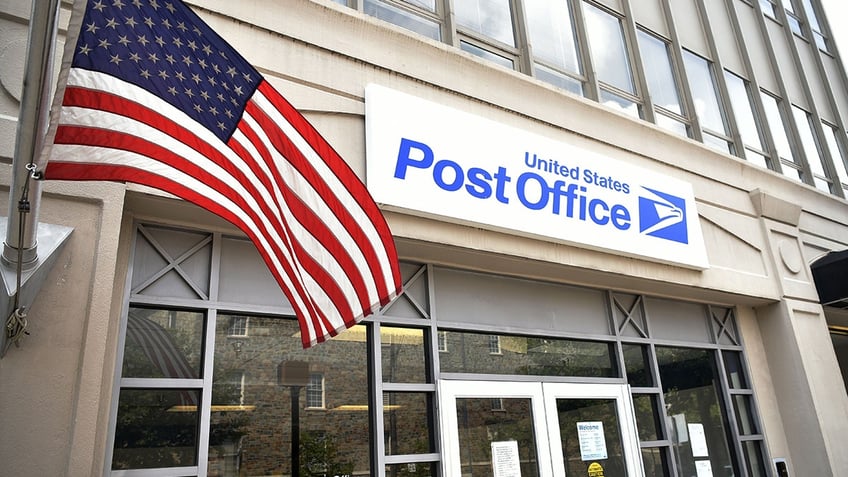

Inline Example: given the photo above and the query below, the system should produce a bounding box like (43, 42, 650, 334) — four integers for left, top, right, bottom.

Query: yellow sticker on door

(588, 462, 604, 477)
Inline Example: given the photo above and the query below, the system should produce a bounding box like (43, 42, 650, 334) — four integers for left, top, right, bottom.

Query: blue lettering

(466, 167, 493, 198)
(433, 159, 463, 191)
(516, 172, 548, 210)
(395, 138, 433, 179)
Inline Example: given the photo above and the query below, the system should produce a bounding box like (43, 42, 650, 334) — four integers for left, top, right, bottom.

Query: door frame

(439, 380, 643, 476)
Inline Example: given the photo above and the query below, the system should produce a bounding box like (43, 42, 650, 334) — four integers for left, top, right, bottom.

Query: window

(488, 334, 502, 354)
(782, 0, 804, 35)
(637, 30, 689, 137)
(227, 315, 248, 336)
(438, 330, 448, 352)
(490, 397, 505, 411)
(724, 71, 770, 168)
(822, 121, 848, 194)
(682, 51, 732, 153)
(759, 0, 777, 18)
(584, 2, 640, 117)
(792, 105, 832, 191)
(526, 0, 584, 95)
(363, 0, 441, 41)
(800, 0, 829, 50)
(307, 373, 325, 408)
(760, 91, 805, 181)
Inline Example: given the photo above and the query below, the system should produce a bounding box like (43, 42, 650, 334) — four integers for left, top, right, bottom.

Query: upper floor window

(438, 330, 448, 352)
(759, 0, 777, 18)
(526, 0, 584, 95)
(306, 373, 326, 408)
(682, 51, 732, 153)
(363, 0, 442, 40)
(583, 2, 640, 118)
(488, 335, 502, 354)
(637, 30, 688, 137)
(227, 315, 248, 336)
(822, 121, 848, 194)
(792, 105, 833, 192)
(781, 0, 804, 35)
(724, 71, 770, 168)
(800, 0, 829, 51)
(760, 91, 805, 182)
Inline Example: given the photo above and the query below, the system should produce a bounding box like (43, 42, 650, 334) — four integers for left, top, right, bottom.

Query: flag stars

(125, 17, 138, 28)
(224, 109, 234, 119)
(78, 44, 92, 55)
(144, 17, 155, 28)
(177, 22, 188, 32)
(209, 106, 218, 116)
(155, 36, 166, 47)
(212, 63, 221, 74)
(167, 86, 178, 96)
(191, 73, 201, 84)
(149, 0, 160, 9)
(137, 35, 149, 46)
(158, 70, 169, 80)
(139, 69, 152, 79)
(226, 66, 237, 78)
(86, 22, 99, 34)
(106, 18, 120, 29)
(148, 52, 159, 63)
(184, 88, 194, 98)
(117, 35, 131, 46)
(181, 55, 193, 66)
(165, 2, 176, 13)
(216, 93, 225, 102)
(162, 18, 172, 29)
(197, 59, 208, 69)
(202, 44, 213, 55)
(208, 77, 217, 87)
(200, 91, 210, 101)
(92, 0, 107, 11)
(187, 41, 198, 51)
(193, 26, 202, 36)
(217, 121, 226, 131)
(233, 86, 244, 96)
(131, 0, 143, 7)
(175, 71, 186, 81)
(193, 103, 203, 113)
(109, 54, 122, 65)
(129, 52, 141, 62)
(98, 38, 112, 49)
(112, 0, 126, 8)
(242, 73, 253, 83)
(165, 54, 176, 65)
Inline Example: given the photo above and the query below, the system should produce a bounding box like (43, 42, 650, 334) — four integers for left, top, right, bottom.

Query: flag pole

(3, 0, 62, 269)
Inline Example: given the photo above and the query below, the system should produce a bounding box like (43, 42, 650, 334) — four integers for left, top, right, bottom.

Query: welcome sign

(365, 85, 709, 270)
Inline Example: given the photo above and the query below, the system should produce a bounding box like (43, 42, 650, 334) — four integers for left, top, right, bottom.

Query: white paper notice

(577, 421, 608, 461)
(687, 423, 709, 457)
(491, 440, 521, 477)
(695, 460, 714, 477)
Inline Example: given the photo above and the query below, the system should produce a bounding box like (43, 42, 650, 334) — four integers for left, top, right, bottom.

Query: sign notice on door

(491, 440, 522, 477)
(577, 421, 608, 461)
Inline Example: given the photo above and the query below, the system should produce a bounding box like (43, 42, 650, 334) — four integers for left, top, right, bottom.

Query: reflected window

(122, 308, 204, 379)
(526, 0, 582, 75)
(228, 316, 248, 336)
(438, 330, 448, 352)
(307, 373, 325, 409)
(489, 335, 502, 354)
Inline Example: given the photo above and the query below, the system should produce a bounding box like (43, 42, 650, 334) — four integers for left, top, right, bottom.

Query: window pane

(209, 317, 371, 476)
(734, 394, 758, 435)
(556, 398, 627, 477)
(722, 351, 748, 389)
(534, 63, 584, 96)
(122, 308, 204, 379)
(682, 51, 728, 135)
(439, 331, 617, 377)
(460, 40, 515, 69)
(456, 397, 540, 476)
(386, 462, 435, 476)
(641, 447, 671, 477)
(455, 0, 515, 46)
(638, 31, 682, 114)
(584, 2, 635, 93)
(384, 392, 433, 455)
(759, 0, 776, 18)
(724, 71, 764, 150)
(703, 132, 733, 154)
(526, 0, 581, 73)
(656, 347, 736, 477)
(382, 326, 428, 383)
(632, 394, 662, 441)
(112, 389, 200, 470)
(761, 92, 797, 164)
(401, 0, 436, 12)
(623, 343, 653, 387)
(823, 123, 848, 187)
(792, 105, 831, 191)
(364, 0, 441, 40)
(745, 149, 770, 168)
(600, 89, 640, 118)
(743, 441, 768, 477)
(656, 114, 689, 137)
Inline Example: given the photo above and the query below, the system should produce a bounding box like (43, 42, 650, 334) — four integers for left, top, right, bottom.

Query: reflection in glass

(743, 441, 768, 477)
(600, 89, 640, 118)
(386, 462, 435, 476)
(556, 398, 626, 477)
(724, 71, 765, 155)
(525, 0, 581, 73)
(584, 2, 635, 93)
(534, 63, 584, 96)
(657, 347, 736, 477)
(122, 307, 204, 379)
(641, 447, 671, 477)
(456, 397, 539, 476)
(792, 105, 831, 191)
(823, 123, 848, 187)
(382, 327, 428, 383)
(632, 394, 662, 441)
(112, 389, 200, 470)
(460, 41, 515, 69)
(209, 317, 370, 476)
(656, 114, 689, 138)
(682, 51, 727, 135)
(364, 0, 441, 40)
(384, 392, 433, 455)
(637, 31, 682, 114)
(733, 394, 758, 435)
(722, 351, 747, 389)
(440, 331, 616, 377)
(760, 92, 796, 163)
(623, 343, 652, 387)
(455, 0, 515, 46)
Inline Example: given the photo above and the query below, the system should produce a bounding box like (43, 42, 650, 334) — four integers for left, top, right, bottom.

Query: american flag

(45, 0, 401, 347)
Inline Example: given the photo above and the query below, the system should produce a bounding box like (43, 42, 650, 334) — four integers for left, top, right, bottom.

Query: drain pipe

(3, 0, 61, 269)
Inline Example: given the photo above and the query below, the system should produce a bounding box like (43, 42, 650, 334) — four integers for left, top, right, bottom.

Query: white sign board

(695, 460, 714, 477)
(365, 85, 709, 269)
(688, 423, 709, 457)
(491, 440, 522, 477)
(577, 421, 608, 461)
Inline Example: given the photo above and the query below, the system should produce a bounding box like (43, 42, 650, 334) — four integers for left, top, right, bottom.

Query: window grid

(306, 373, 325, 409)
(346, 0, 848, 199)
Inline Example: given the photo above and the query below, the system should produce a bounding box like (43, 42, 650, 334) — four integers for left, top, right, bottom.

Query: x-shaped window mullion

(131, 226, 212, 300)
(712, 308, 738, 345)
(615, 295, 647, 338)
(380, 264, 430, 319)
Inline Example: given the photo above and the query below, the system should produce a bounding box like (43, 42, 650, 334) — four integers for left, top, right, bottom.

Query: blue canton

(73, 0, 260, 141)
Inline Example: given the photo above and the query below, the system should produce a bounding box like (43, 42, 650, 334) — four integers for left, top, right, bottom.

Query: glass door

(439, 380, 643, 477)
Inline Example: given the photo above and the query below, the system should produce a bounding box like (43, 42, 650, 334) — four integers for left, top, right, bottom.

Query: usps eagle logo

(638, 187, 689, 244)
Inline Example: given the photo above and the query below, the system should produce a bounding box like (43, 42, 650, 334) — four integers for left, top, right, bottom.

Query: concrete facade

(1, 0, 847, 475)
